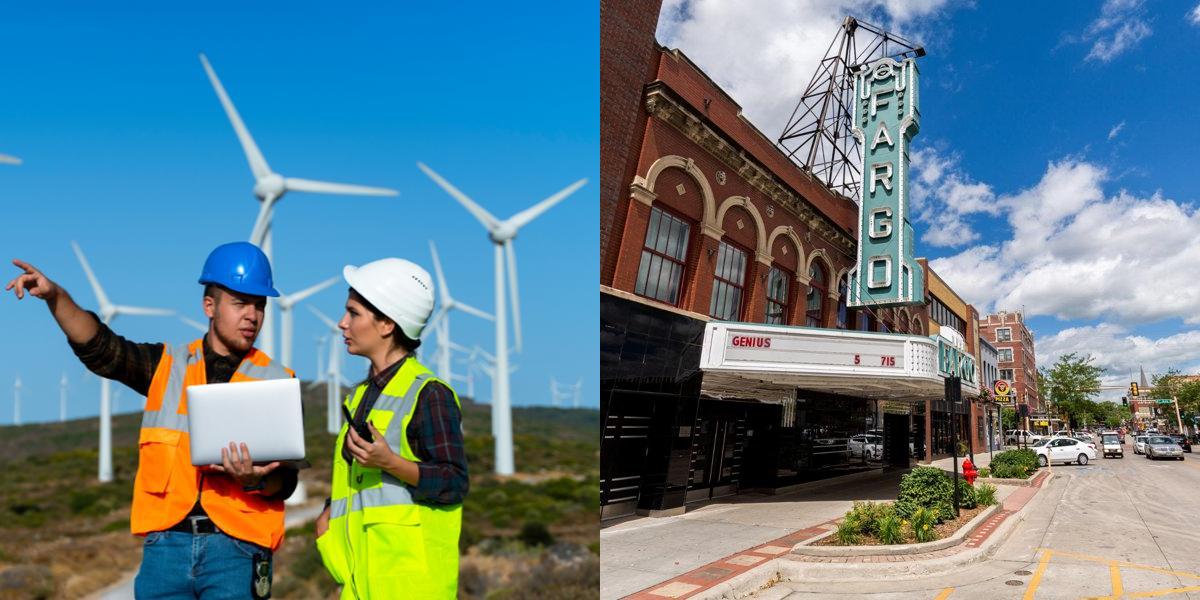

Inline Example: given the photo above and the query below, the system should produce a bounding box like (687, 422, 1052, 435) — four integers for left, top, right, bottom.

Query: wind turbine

(180, 316, 207, 334)
(307, 334, 329, 392)
(198, 53, 398, 359)
(310, 306, 349, 435)
(571, 378, 582, 409)
(425, 240, 494, 384)
(13, 376, 21, 426)
(278, 277, 339, 370)
(60, 372, 68, 422)
(0, 154, 21, 165)
(72, 241, 174, 482)
(417, 162, 586, 475)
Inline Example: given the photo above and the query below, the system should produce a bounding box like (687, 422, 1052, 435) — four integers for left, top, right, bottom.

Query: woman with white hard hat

(314, 257, 467, 599)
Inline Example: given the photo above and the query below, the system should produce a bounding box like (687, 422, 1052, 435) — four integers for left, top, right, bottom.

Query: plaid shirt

(341, 355, 469, 506)
(69, 312, 298, 501)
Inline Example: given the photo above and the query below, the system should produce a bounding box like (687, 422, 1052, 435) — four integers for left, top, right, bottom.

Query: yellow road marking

(1110, 560, 1123, 599)
(933, 588, 954, 600)
(1127, 584, 1200, 598)
(1023, 549, 1053, 600)
(1041, 548, 1200, 581)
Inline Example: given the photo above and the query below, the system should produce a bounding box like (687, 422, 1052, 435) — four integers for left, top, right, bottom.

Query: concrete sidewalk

(600, 469, 908, 600)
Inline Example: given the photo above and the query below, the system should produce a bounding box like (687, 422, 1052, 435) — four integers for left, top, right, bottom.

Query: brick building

(978, 311, 1041, 422)
(600, 1, 983, 520)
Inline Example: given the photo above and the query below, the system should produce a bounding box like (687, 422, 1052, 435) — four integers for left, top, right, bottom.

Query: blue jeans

(134, 530, 271, 599)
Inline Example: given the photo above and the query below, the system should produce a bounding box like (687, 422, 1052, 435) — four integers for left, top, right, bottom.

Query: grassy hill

(0, 382, 598, 599)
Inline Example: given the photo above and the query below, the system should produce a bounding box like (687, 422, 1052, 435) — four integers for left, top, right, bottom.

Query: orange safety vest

(130, 338, 295, 550)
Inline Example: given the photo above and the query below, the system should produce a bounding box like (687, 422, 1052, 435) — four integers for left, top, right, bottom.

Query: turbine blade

(308, 305, 337, 329)
(0, 154, 22, 165)
(115, 305, 174, 317)
(198, 53, 271, 179)
(284, 178, 398, 197)
(455, 301, 494, 322)
(507, 178, 587, 230)
(70, 241, 110, 310)
(249, 194, 277, 246)
(286, 276, 339, 306)
(428, 240, 450, 303)
(505, 240, 522, 353)
(448, 341, 471, 353)
(416, 162, 500, 230)
(179, 317, 208, 332)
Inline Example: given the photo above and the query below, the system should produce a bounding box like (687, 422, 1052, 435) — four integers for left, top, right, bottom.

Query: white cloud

(1188, 3, 1200, 25)
(1107, 121, 1125, 140)
(909, 147, 997, 248)
(1035, 324, 1200, 401)
(1079, 0, 1152, 63)
(927, 158, 1200, 327)
(656, 0, 954, 144)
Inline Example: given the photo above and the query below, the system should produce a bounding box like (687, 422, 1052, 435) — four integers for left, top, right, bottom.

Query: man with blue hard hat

(7, 241, 299, 599)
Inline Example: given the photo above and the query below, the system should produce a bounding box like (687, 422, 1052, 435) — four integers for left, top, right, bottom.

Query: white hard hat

(343, 258, 435, 340)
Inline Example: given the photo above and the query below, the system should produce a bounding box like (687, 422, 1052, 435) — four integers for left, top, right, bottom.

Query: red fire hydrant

(963, 457, 978, 485)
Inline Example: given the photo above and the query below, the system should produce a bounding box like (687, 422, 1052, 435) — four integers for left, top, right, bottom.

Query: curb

(975, 472, 1043, 487)
(791, 504, 1001, 557)
(689, 471, 1057, 599)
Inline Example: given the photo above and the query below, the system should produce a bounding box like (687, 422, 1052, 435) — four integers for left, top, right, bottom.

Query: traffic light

(1122, 396, 1128, 406)
(1131, 382, 1139, 397)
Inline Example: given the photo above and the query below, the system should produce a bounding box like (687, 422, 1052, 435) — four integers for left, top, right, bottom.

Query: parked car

(848, 434, 883, 459)
(1035, 437, 1097, 466)
(1169, 434, 1192, 453)
(1100, 431, 1123, 458)
(1134, 435, 1149, 455)
(1005, 429, 1041, 445)
(1072, 433, 1095, 444)
(1145, 435, 1184, 461)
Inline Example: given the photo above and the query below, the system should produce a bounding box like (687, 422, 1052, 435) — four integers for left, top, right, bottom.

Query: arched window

(836, 273, 850, 329)
(911, 316, 923, 335)
(766, 266, 791, 324)
(709, 240, 748, 320)
(634, 206, 691, 306)
(806, 262, 827, 327)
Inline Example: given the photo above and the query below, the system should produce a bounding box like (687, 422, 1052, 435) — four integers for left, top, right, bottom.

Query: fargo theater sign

(846, 57, 924, 308)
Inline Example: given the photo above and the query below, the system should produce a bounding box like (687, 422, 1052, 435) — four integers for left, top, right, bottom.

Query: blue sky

(0, 2, 598, 424)
(658, 0, 1200, 401)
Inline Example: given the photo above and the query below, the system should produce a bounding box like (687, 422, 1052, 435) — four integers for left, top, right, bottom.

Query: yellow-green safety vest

(316, 357, 463, 599)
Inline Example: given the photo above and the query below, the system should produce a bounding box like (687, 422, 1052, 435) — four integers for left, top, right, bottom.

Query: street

(762, 437, 1200, 599)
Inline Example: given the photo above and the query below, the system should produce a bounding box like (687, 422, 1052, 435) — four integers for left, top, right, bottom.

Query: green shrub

(846, 501, 891, 535)
(989, 449, 1039, 479)
(517, 521, 555, 547)
(977, 467, 991, 478)
(895, 466, 955, 523)
(877, 513, 903, 545)
(955, 479, 977, 509)
(834, 516, 861, 545)
(976, 483, 998, 506)
(909, 507, 938, 543)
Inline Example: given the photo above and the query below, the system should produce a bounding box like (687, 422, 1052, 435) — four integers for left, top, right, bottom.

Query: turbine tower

(417, 162, 587, 475)
(310, 306, 349, 435)
(72, 241, 174, 482)
(425, 240, 493, 383)
(60, 372, 68, 422)
(198, 52, 398, 358)
(278, 277, 339, 370)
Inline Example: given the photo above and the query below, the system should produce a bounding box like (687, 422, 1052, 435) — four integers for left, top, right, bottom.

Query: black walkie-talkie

(341, 404, 374, 443)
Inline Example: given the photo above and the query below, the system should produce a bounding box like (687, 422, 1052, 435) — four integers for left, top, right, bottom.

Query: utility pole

(1173, 395, 1184, 434)
(947, 375, 961, 518)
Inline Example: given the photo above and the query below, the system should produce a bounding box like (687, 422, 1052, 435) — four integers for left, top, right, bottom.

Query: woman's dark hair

(349, 288, 421, 353)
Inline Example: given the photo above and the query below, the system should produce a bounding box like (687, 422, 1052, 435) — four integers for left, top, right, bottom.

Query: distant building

(978, 311, 1041, 424)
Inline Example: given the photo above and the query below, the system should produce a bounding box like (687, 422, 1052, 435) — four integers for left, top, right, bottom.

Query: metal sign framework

(777, 16, 924, 199)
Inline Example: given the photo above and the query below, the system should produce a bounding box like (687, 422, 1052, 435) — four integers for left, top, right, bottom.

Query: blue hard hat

(198, 242, 280, 297)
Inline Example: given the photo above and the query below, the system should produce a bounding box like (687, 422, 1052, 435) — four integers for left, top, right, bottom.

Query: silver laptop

(186, 378, 306, 466)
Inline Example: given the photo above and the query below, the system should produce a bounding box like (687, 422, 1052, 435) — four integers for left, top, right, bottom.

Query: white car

(1005, 429, 1041, 445)
(1100, 431, 1123, 458)
(848, 434, 883, 459)
(1035, 437, 1097, 466)
(1134, 435, 1149, 455)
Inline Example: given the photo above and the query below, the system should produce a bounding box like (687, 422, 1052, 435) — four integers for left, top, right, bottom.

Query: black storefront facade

(601, 290, 976, 520)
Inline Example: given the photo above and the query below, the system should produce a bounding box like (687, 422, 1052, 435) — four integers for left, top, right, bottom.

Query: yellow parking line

(933, 588, 954, 600)
(1023, 549, 1053, 600)
(1110, 560, 1123, 598)
(1127, 584, 1200, 598)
